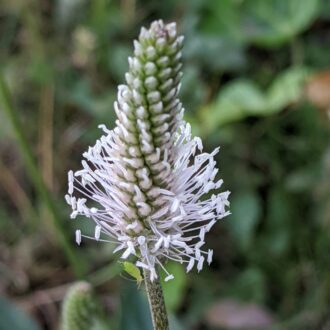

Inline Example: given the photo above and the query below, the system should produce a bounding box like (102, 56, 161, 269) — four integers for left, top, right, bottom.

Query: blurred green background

(0, 0, 330, 329)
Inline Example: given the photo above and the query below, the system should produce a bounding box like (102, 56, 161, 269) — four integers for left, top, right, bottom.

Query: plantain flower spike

(66, 20, 230, 282)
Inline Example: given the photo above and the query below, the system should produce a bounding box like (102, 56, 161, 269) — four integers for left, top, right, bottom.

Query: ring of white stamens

(66, 20, 230, 282)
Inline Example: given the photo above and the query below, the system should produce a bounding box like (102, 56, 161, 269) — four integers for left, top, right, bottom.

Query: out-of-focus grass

(0, 0, 329, 329)
(0, 76, 85, 277)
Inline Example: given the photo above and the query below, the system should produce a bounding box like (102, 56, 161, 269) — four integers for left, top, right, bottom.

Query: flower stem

(0, 75, 85, 278)
(143, 268, 169, 330)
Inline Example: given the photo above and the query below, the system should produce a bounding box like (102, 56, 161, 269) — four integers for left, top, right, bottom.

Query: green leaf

(227, 190, 261, 251)
(267, 67, 310, 111)
(243, 0, 320, 47)
(184, 34, 245, 72)
(0, 296, 40, 330)
(120, 282, 153, 330)
(202, 67, 310, 132)
(160, 262, 187, 312)
(199, 0, 320, 48)
(202, 79, 266, 132)
(199, 0, 243, 42)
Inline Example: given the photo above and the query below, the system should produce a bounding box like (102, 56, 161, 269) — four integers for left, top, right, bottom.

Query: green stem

(0, 75, 85, 278)
(143, 268, 169, 330)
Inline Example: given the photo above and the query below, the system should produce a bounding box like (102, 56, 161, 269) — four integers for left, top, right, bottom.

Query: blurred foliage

(0, 297, 41, 330)
(0, 0, 330, 329)
(202, 67, 310, 131)
(160, 262, 188, 312)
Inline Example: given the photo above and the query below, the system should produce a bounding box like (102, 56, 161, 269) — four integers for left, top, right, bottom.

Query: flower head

(66, 20, 230, 281)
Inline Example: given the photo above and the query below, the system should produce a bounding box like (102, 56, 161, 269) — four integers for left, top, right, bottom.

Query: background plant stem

(143, 268, 169, 330)
(0, 75, 85, 278)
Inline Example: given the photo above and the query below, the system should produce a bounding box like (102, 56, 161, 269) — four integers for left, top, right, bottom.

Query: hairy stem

(143, 268, 169, 330)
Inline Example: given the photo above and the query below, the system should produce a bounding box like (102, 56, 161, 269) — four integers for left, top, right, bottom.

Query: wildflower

(66, 20, 230, 281)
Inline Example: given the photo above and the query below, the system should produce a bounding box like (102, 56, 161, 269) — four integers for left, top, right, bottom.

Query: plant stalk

(143, 268, 169, 330)
(0, 75, 85, 278)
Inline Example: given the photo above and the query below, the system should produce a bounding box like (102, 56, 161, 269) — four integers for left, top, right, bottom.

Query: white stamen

(165, 274, 174, 282)
(197, 256, 204, 272)
(70, 211, 78, 219)
(75, 229, 81, 245)
(170, 198, 180, 213)
(207, 249, 213, 265)
(186, 258, 195, 272)
(199, 227, 205, 241)
(136, 261, 150, 270)
(138, 236, 146, 245)
(95, 225, 101, 240)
